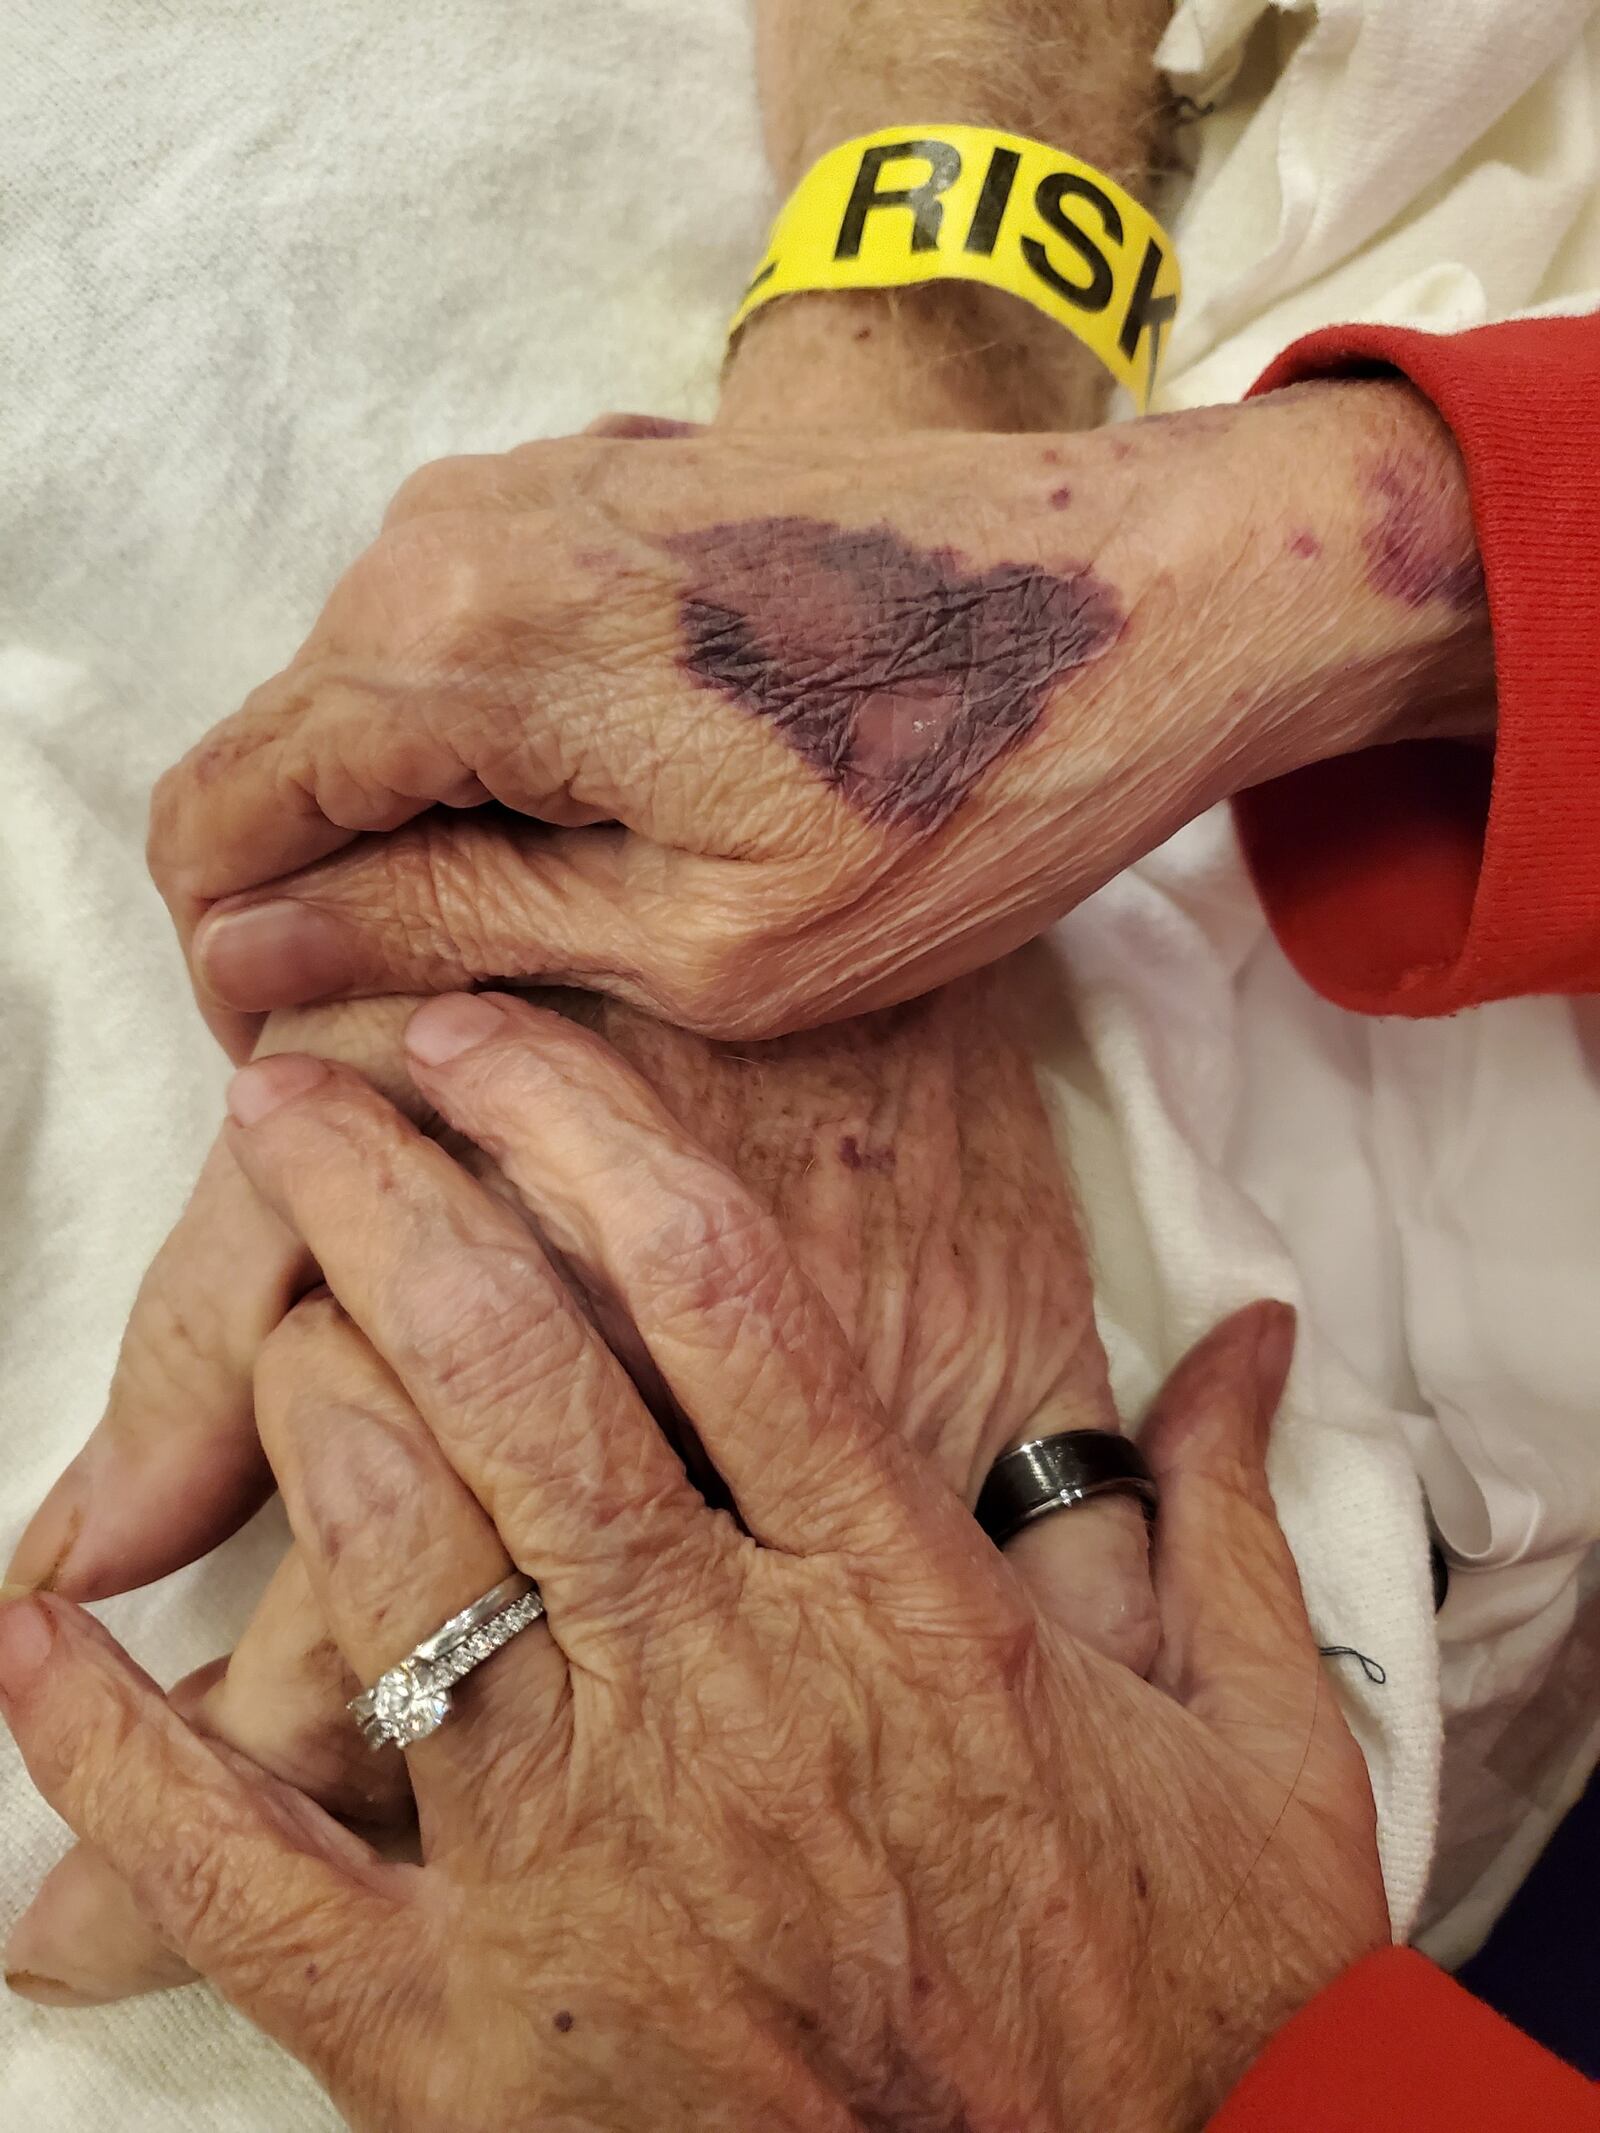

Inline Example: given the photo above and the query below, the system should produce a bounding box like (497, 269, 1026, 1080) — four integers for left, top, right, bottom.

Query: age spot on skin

(553, 2010, 575, 2033)
(1364, 456, 1484, 612)
(669, 516, 1124, 830)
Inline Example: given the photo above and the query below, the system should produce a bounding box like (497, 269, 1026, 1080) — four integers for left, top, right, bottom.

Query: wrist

(720, 282, 1111, 434)
(1117, 381, 1494, 801)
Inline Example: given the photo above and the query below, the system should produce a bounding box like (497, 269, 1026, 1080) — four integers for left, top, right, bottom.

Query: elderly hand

(0, 998, 1386, 2129)
(4, 958, 1160, 2004)
(154, 378, 1491, 1056)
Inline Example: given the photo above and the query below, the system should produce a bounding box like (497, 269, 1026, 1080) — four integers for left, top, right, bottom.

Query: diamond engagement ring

(348, 1572, 546, 1750)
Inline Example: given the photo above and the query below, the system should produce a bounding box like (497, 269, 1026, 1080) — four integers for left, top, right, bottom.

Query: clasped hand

(0, 993, 1385, 2132)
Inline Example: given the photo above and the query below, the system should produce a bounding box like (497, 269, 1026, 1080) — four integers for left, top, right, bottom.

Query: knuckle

(392, 1236, 583, 1412)
(631, 1174, 795, 1328)
(381, 454, 493, 530)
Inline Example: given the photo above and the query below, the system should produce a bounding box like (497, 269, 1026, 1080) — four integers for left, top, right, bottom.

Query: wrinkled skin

(149, 383, 1493, 1060)
(5, 961, 1158, 2004)
(0, 1001, 1387, 2131)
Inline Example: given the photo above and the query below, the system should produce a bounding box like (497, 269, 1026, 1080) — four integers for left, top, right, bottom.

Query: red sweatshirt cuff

(1208, 1947, 1600, 2130)
(1234, 312, 1600, 1016)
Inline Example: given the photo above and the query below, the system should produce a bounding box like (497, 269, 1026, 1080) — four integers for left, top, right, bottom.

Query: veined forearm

(724, 0, 1172, 432)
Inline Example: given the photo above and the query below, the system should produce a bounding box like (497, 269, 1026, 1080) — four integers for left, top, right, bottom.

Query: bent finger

(255, 1293, 566, 1822)
(5, 1000, 431, 1604)
(5, 1138, 302, 1600)
(0, 1594, 404, 2040)
(189, 814, 753, 1030)
(222, 1052, 721, 1654)
(6, 1550, 412, 2009)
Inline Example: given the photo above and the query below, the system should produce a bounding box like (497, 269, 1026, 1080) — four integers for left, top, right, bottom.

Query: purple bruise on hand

(668, 517, 1123, 830)
(1364, 457, 1485, 612)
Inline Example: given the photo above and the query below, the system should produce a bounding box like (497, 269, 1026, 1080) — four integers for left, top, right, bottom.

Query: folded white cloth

(2, 0, 1596, 2121)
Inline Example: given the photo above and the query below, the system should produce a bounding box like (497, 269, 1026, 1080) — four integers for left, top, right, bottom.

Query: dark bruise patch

(1132, 1867, 1149, 1902)
(553, 2010, 575, 2033)
(838, 1133, 894, 1173)
(853, 325, 872, 342)
(668, 516, 1123, 830)
(1048, 483, 1074, 510)
(1364, 456, 1484, 612)
(1287, 530, 1322, 560)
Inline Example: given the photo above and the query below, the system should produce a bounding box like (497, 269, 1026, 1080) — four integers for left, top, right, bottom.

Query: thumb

(190, 813, 745, 1033)
(1142, 1303, 1373, 1809)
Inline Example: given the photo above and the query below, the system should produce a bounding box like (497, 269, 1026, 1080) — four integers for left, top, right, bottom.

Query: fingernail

(5, 1968, 100, 2009)
(405, 993, 507, 1066)
(198, 900, 354, 1011)
(0, 1598, 55, 1700)
(1252, 1302, 1297, 1418)
(226, 1052, 330, 1126)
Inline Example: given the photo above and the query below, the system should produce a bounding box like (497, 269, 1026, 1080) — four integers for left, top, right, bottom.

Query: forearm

(723, 0, 1172, 433)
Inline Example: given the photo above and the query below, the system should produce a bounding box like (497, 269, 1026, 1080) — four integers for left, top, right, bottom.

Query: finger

(5, 1137, 303, 1600)
(187, 812, 753, 1030)
(1006, 1492, 1157, 1678)
(5, 1000, 431, 1604)
(5, 1843, 196, 2008)
(255, 1293, 566, 1818)
(0, 1594, 405, 2040)
(6, 1550, 412, 2009)
(1142, 1302, 1375, 1810)
(145, 506, 681, 911)
(221, 1052, 722, 1653)
(403, 992, 959, 1563)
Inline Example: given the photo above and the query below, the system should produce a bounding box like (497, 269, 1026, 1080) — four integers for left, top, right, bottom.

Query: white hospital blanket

(2, 1, 1597, 2123)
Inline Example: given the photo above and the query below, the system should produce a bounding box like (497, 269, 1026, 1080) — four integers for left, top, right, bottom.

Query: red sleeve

(1208, 1947, 1600, 2131)
(1233, 311, 1600, 1017)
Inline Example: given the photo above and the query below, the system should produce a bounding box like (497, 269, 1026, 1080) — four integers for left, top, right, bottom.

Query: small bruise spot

(1287, 529, 1321, 560)
(1133, 1866, 1149, 1901)
(589, 413, 697, 441)
(304, 1961, 321, 1984)
(1364, 456, 1484, 612)
(853, 325, 872, 343)
(838, 1133, 894, 1174)
(1048, 483, 1073, 510)
(669, 516, 1124, 830)
(553, 2010, 575, 2034)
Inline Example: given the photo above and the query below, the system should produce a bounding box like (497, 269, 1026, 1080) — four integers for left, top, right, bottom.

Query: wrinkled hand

(0, 1001, 1386, 2130)
(153, 380, 1490, 1058)
(5, 959, 1159, 2004)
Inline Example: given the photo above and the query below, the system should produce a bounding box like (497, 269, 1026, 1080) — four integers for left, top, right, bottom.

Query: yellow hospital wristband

(730, 125, 1181, 412)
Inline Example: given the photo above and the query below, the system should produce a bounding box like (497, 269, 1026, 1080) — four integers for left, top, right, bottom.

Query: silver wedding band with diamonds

(349, 1572, 546, 1751)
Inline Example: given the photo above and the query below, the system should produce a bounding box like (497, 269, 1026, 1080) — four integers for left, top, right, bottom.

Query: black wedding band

(975, 1431, 1158, 1548)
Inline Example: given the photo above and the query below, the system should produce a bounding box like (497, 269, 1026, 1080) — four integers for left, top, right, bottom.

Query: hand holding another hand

(0, 999, 1386, 2131)
(153, 380, 1491, 1059)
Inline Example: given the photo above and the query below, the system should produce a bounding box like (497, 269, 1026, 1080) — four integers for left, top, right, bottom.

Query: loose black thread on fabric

(1317, 1645, 1387, 1686)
